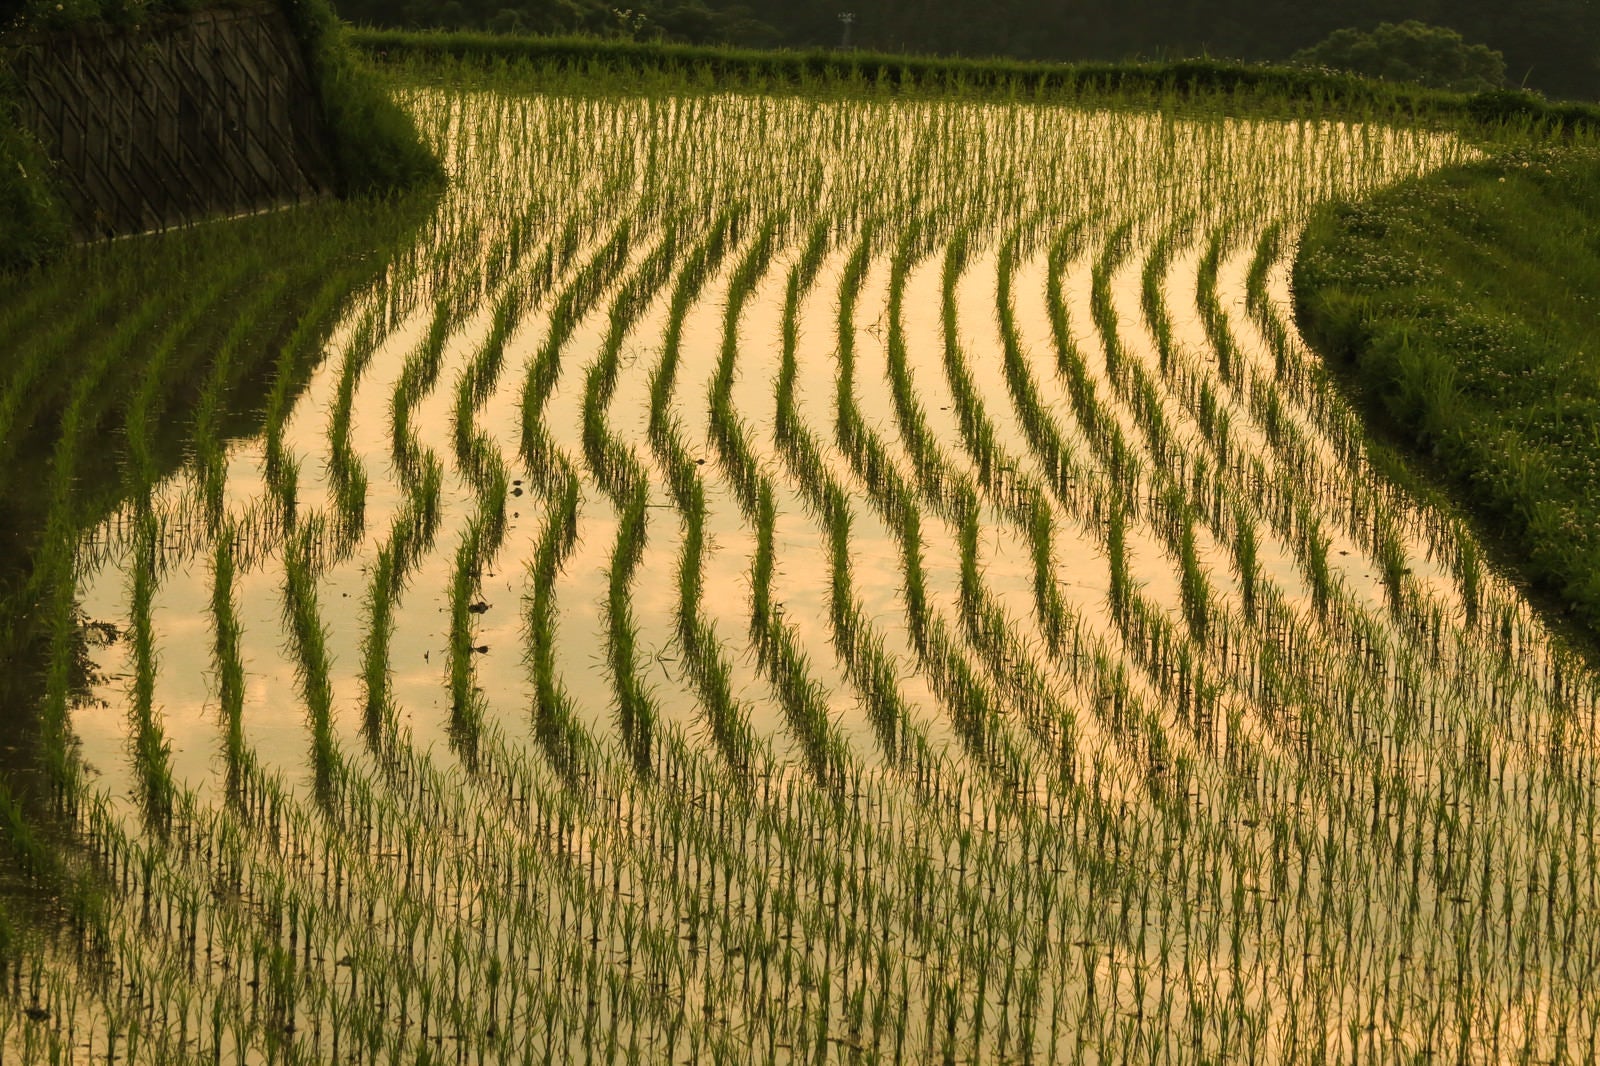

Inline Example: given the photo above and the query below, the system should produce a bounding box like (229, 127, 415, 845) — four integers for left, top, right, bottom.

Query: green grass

(1296, 146, 1600, 648)
(354, 28, 1600, 134)
(281, 0, 441, 197)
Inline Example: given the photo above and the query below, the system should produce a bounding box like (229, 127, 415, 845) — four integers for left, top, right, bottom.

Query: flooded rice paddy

(10, 82, 1600, 1064)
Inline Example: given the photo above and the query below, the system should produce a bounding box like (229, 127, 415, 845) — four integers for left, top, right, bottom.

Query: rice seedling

(525, 467, 591, 781)
(210, 526, 248, 803)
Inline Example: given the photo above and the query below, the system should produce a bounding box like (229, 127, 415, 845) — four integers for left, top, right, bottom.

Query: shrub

(280, 0, 442, 196)
(0, 94, 68, 273)
(1293, 20, 1505, 94)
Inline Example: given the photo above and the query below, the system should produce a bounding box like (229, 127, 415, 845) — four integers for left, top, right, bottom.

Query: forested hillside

(331, 0, 1597, 98)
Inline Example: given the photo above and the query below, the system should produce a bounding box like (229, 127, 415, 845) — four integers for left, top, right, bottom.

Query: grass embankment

(1296, 146, 1600, 646)
(0, 0, 436, 271)
(354, 28, 1600, 131)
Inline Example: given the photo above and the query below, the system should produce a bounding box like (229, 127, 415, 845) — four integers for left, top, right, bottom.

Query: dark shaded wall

(7, 1, 333, 240)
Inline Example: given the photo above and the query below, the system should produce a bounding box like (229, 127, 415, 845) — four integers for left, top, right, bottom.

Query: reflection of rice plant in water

(10, 64, 1600, 1066)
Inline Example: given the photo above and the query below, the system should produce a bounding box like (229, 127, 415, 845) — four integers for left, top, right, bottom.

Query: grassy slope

(1296, 146, 1600, 645)
(282, 0, 438, 196)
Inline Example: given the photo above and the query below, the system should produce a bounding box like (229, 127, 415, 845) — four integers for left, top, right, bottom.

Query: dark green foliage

(1293, 21, 1505, 94)
(1296, 146, 1600, 641)
(337, 0, 779, 47)
(278, 0, 441, 196)
(354, 29, 1416, 104)
(358, 30, 1600, 138)
(0, 70, 67, 272)
(7, 0, 212, 30)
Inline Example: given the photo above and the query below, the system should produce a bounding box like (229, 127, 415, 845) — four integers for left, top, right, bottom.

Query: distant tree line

(330, 0, 1599, 99)
(1292, 20, 1507, 93)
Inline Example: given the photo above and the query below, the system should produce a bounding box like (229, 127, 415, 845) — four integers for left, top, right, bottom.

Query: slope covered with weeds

(1296, 147, 1600, 643)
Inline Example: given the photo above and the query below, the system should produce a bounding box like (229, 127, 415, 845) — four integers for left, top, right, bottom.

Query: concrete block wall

(8, 2, 333, 240)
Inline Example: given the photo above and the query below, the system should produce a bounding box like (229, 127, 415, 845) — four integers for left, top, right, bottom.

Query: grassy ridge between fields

(352, 28, 1600, 131)
(1295, 147, 1600, 645)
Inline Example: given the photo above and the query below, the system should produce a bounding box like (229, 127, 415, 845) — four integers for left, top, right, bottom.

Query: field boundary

(352, 28, 1600, 133)
(1295, 146, 1600, 659)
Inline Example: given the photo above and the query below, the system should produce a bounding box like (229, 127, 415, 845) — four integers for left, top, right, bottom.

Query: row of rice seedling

(324, 306, 384, 554)
(830, 227, 1021, 779)
(510, 206, 645, 783)
(644, 211, 763, 781)
(126, 505, 175, 835)
(587, 225, 686, 776)
(772, 218, 930, 771)
(707, 214, 852, 789)
(439, 223, 582, 770)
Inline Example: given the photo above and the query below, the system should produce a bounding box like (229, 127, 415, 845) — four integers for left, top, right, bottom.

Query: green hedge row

(0, 0, 437, 273)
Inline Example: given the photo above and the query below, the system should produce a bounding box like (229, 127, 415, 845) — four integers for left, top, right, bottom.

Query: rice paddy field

(5, 61, 1600, 1064)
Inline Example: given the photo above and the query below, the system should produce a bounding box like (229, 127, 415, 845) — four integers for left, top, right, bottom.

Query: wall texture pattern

(8, 3, 332, 240)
